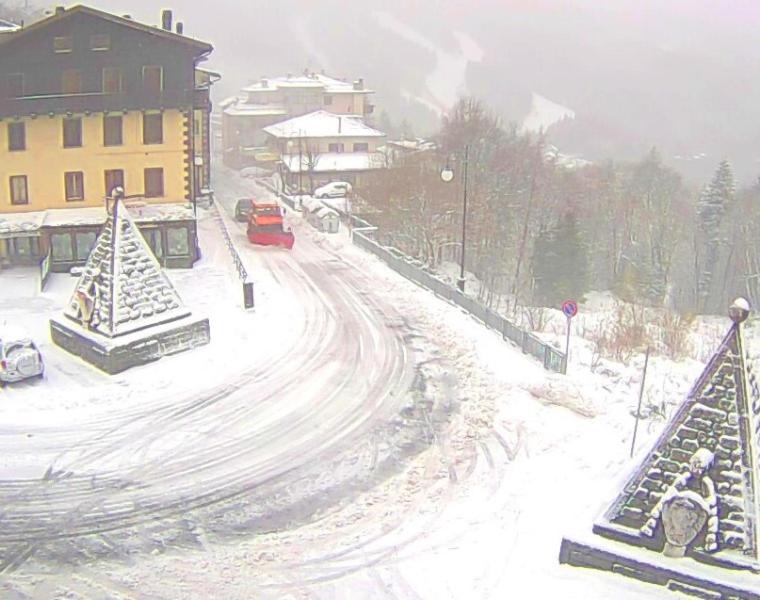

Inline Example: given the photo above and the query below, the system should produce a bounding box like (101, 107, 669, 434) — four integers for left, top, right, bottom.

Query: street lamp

(440, 144, 469, 293)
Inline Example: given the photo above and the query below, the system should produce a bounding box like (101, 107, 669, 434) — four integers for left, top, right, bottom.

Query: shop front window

(166, 226, 189, 256)
(141, 228, 163, 260)
(11, 236, 39, 258)
(74, 231, 97, 260)
(50, 233, 74, 261)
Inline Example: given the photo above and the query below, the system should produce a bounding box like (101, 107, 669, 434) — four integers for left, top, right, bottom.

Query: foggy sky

(55, 0, 760, 182)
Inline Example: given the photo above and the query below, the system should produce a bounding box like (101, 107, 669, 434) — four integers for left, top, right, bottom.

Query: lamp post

(440, 144, 469, 293)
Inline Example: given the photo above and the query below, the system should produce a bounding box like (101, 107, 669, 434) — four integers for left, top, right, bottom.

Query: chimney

(54, 6, 65, 15)
(175, 21, 184, 34)
(353, 78, 364, 90)
(161, 9, 172, 31)
(260, 77, 268, 88)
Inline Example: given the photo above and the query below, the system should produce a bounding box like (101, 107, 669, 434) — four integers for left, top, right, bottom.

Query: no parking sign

(562, 300, 578, 319)
(561, 300, 578, 374)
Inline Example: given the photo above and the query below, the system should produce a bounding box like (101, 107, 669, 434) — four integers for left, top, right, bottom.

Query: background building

(263, 110, 386, 191)
(0, 5, 216, 271)
(221, 70, 374, 169)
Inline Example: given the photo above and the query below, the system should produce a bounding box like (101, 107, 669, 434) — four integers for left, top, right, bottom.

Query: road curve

(0, 174, 418, 570)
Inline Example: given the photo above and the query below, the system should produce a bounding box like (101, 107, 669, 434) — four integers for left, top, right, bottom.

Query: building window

(10, 236, 39, 259)
(90, 34, 110, 51)
(5, 73, 24, 98)
(166, 226, 189, 256)
(53, 36, 73, 53)
(141, 228, 163, 260)
(64, 171, 85, 201)
(353, 142, 369, 152)
(328, 143, 344, 153)
(324, 95, 333, 105)
(63, 118, 82, 148)
(143, 112, 163, 144)
(102, 68, 122, 93)
(9, 175, 28, 205)
(104, 169, 124, 197)
(61, 69, 82, 94)
(50, 233, 74, 262)
(144, 168, 164, 198)
(103, 115, 123, 146)
(8, 122, 25, 151)
(74, 231, 97, 260)
(142, 65, 163, 94)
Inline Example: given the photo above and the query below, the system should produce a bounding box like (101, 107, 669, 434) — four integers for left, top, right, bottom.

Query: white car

(314, 182, 352, 199)
(0, 337, 44, 385)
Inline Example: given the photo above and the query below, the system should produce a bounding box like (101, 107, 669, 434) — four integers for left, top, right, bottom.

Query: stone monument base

(559, 532, 760, 600)
(50, 315, 210, 375)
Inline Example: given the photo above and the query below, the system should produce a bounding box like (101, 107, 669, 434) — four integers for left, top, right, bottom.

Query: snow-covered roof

(0, 203, 195, 237)
(63, 201, 190, 338)
(281, 152, 387, 173)
(315, 207, 339, 219)
(42, 207, 111, 228)
(0, 6, 211, 51)
(0, 211, 45, 237)
(264, 111, 385, 139)
(387, 138, 437, 152)
(0, 18, 20, 33)
(242, 73, 372, 95)
(224, 103, 287, 118)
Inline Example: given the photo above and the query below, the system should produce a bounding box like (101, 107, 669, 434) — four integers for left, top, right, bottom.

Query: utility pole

(630, 346, 651, 458)
(298, 130, 303, 194)
(458, 144, 469, 293)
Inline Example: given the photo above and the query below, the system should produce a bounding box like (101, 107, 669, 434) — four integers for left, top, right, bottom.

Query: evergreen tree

(696, 160, 735, 312)
(532, 213, 588, 306)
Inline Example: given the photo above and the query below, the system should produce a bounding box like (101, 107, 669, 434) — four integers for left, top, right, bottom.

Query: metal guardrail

(253, 186, 567, 372)
(352, 228, 567, 374)
(211, 202, 247, 282)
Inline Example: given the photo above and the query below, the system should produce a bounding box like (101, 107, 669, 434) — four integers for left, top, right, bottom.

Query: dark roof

(0, 4, 212, 53)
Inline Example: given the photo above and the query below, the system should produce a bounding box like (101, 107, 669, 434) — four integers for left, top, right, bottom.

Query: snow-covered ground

(1, 166, 746, 598)
(373, 10, 484, 116)
(520, 92, 576, 134)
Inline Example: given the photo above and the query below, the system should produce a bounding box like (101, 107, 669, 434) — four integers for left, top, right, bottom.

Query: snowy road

(0, 168, 696, 599)
(0, 171, 455, 575)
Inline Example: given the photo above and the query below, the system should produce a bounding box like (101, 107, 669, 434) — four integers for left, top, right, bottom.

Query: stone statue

(640, 448, 718, 557)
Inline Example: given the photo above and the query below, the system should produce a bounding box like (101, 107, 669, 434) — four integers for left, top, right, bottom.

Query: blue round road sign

(562, 300, 578, 318)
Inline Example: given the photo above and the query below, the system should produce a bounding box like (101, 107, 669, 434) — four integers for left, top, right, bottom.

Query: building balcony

(0, 88, 210, 119)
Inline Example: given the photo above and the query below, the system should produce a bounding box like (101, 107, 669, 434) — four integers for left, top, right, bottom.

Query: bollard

(243, 280, 254, 309)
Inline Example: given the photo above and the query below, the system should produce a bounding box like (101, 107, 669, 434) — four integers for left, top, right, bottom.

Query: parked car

(235, 198, 254, 222)
(240, 166, 269, 179)
(0, 337, 44, 385)
(314, 182, 352, 199)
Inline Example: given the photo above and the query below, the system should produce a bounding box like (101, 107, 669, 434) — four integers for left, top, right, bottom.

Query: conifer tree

(696, 160, 735, 312)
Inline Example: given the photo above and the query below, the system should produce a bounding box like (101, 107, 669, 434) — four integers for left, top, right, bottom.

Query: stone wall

(50, 317, 210, 375)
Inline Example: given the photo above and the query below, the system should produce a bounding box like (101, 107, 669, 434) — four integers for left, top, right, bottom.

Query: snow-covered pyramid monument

(560, 299, 760, 599)
(50, 197, 210, 374)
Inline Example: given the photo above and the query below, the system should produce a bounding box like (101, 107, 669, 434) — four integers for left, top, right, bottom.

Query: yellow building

(0, 5, 216, 271)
